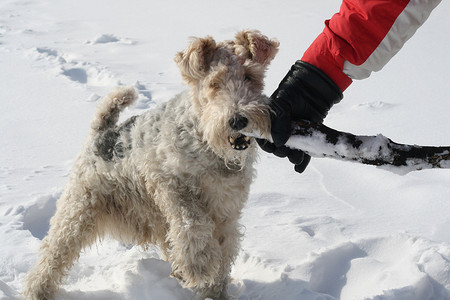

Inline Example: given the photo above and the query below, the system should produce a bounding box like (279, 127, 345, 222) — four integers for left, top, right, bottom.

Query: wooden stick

(246, 121, 450, 173)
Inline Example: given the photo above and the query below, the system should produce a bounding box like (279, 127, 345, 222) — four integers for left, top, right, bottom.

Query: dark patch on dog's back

(95, 116, 137, 161)
(95, 130, 120, 161)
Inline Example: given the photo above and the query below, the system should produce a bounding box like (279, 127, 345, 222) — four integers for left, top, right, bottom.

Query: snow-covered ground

(1, 1, 450, 299)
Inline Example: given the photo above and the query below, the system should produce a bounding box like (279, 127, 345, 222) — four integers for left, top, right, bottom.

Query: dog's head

(174, 30, 279, 167)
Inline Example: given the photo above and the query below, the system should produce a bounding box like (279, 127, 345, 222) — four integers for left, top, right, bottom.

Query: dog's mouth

(229, 134, 250, 150)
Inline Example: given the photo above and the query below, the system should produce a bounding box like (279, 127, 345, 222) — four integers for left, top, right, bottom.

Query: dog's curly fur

(22, 30, 279, 300)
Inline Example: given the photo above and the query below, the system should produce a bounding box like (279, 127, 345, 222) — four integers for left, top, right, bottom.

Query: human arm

(261, 0, 442, 173)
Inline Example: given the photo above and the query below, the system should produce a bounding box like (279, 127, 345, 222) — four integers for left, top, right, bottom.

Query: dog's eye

(244, 75, 252, 82)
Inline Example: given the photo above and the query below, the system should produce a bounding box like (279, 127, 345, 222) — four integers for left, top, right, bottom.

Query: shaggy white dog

(23, 30, 279, 300)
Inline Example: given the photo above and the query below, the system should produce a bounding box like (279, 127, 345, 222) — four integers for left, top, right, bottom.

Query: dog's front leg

(155, 185, 221, 291)
(199, 217, 242, 300)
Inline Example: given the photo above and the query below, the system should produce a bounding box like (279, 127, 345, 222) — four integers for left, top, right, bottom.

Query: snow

(1, 0, 450, 299)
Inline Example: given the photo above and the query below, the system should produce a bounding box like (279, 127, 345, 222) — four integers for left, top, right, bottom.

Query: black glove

(258, 61, 343, 173)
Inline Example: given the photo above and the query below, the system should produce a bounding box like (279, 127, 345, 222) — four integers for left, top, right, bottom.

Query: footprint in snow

(133, 81, 154, 109)
(308, 242, 367, 298)
(293, 215, 346, 241)
(22, 192, 59, 240)
(62, 67, 88, 84)
(85, 34, 135, 45)
(31, 47, 66, 63)
(28, 46, 120, 87)
(59, 62, 118, 87)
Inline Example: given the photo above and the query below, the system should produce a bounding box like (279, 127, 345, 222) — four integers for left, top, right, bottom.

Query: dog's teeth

(229, 134, 251, 150)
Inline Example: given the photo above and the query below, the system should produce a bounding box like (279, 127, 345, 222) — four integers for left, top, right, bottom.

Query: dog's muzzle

(229, 134, 250, 150)
(228, 115, 250, 150)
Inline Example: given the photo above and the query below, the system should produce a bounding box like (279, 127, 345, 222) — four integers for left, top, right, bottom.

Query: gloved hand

(258, 61, 343, 173)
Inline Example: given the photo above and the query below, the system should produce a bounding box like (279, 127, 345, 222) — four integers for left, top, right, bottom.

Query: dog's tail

(90, 86, 138, 133)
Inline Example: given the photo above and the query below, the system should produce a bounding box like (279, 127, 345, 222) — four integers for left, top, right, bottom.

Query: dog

(22, 30, 279, 300)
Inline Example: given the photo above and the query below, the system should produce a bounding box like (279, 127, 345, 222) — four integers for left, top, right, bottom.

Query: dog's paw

(171, 243, 222, 289)
(197, 280, 230, 300)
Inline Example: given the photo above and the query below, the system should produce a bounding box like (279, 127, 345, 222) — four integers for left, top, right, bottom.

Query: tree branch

(248, 121, 450, 174)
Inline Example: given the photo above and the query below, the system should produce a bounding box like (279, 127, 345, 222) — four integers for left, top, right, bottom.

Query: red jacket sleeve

(301, 0, 441, 92)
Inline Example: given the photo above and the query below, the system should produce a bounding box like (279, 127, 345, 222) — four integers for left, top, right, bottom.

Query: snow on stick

(247, 121, 450, 174)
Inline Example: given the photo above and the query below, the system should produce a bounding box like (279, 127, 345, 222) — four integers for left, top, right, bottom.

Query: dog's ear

(234, 30, 279, 66)
(175, 36, 217, 84)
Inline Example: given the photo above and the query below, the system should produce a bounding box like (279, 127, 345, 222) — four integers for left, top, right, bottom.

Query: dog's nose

(229, 114, 248, 131)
